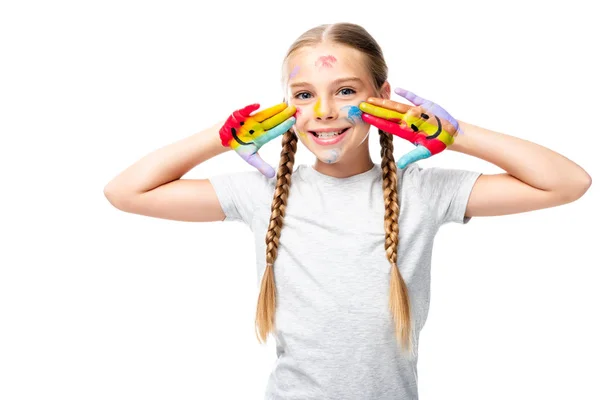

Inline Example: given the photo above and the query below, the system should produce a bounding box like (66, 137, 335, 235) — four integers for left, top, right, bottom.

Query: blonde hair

(255, 22, 413, 355)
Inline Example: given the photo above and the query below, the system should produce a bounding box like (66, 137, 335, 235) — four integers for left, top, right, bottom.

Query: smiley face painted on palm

(284, 43, 375, 164)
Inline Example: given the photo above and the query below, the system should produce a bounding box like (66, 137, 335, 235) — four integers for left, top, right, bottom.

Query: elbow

(560, 172, 592, 203)
(104, 183, 130, 211)
(573, 171, 592, 199)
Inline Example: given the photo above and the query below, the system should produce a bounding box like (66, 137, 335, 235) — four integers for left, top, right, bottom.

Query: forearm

(104, 121, 229, 196)
(449, 120, 592, 194)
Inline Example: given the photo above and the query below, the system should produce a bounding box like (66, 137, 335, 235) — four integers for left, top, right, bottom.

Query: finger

(397, 145, 432, 169)
(256, 117, 296, 147)
(232, 103, 261, 123)
(244, 152, 276, 178)
(260, 105, 296, 130)
(359, 102, 405, 122)
(252, 103, 289, 123)
(394, 88, 428, 107)
(363, 98, 411, 115)
(361, 113, 417, 142)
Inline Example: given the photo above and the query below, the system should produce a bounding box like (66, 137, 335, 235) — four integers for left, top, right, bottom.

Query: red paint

(219, 103, 260, 146)
(315, 55, 337, 68)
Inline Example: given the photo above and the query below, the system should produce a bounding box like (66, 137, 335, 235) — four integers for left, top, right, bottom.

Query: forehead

(286, 42, 370, 84)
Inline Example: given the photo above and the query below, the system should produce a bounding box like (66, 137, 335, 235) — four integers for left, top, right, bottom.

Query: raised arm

(450, 120, 592, 218)
(103, 121, 231, 222)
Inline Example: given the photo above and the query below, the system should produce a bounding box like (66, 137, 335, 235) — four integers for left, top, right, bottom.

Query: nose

(315, 97, 338, 121)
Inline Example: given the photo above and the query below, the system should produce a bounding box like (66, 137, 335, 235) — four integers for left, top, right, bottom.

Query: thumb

(396, 145, 432, 169)
(394, 87, 427, 107)
(245, 152, 276, 178)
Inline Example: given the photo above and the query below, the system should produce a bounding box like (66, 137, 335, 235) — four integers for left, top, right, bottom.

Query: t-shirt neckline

(303, 163, 379, 184)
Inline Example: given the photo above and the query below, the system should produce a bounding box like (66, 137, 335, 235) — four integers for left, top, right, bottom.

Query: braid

(379, 128, 413, 355)
(255, 129, 299, 343)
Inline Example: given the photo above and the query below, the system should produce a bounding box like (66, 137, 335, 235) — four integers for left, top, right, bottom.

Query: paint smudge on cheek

(294, 107, 302, 118)
(313, 98, 322, 117)
(315, 55, 337, 69)
(294, 127, 307, 139)
(289, 65, 300, 79)
(341, 105, 364, 125)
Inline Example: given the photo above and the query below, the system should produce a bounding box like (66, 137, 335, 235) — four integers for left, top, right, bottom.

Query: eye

(338, 87, 356, 96)
(294, 92, 312, 100)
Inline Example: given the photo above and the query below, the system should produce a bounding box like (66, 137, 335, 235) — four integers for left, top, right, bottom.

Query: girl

(104, 23, 591, 400)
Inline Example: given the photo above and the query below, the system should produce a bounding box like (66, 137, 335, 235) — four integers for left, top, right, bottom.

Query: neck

(312, 148, 374, 178)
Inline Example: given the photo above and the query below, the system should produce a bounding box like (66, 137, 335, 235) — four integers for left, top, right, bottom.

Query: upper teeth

(316, 130, 344, 137)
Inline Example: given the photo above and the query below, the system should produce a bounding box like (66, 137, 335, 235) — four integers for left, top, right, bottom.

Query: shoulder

(398, 162, 482, 225)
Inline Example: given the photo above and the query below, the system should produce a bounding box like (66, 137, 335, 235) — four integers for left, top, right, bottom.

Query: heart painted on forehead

(315, 55, 337, 68)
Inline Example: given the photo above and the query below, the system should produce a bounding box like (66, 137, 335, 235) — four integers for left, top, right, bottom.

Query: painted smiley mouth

(232, 130, 251, 146)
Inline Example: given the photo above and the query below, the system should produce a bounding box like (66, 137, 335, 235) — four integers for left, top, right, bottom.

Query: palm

(220, 103, 296, 178)
(358, 89, 460, 169)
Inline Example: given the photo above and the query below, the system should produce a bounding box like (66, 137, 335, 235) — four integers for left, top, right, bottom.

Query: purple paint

(289, 65, 300, 79)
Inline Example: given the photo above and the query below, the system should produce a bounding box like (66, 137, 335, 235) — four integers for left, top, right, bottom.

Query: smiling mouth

(309, 127, 351, 138)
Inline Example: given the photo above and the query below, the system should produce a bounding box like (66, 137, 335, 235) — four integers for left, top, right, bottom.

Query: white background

(1, 0, 599, 399)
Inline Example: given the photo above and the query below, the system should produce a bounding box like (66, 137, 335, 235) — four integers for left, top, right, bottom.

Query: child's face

(284, 42, 384, 164)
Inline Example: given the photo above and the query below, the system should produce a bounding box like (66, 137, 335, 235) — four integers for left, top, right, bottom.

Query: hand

(219, 102, 296, 178)
(359, 89, 459, 169)
(393, 88, 464, 136)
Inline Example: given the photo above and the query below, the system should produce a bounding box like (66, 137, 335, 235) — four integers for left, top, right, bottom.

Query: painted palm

(359, 89, 460, 169)
(219, 103, 296, 178)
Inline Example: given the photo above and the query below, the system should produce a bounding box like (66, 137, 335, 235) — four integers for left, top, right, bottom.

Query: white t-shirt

(209, 162, 481, 400)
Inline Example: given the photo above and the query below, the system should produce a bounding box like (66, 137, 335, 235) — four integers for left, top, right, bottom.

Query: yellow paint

(313, 98, 322, 117)
(359, 102, 404, 122)
(359, 102, 455, 146)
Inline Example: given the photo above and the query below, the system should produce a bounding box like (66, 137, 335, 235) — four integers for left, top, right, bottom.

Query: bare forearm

(449, 120, 591, 194)
(105, 121, 229, 195)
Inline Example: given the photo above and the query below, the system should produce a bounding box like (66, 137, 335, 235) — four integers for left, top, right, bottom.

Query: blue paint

(341, 105, 363, 125)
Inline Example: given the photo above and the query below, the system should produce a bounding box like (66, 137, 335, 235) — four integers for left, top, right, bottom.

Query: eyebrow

(289, 77, 363, 89)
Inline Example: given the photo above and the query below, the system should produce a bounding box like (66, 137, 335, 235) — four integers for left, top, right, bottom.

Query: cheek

(293, 106, 311, 126)
(341, 104, 365, 125)
(292, 108, 310, 139)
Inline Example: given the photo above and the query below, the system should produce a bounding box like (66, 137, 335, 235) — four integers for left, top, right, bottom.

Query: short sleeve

(404, 163, 482, 227)
(208, 169, 269, 226)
